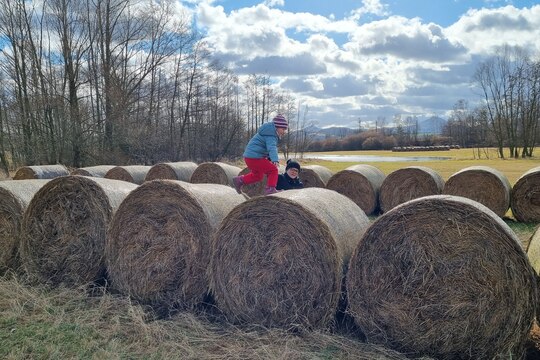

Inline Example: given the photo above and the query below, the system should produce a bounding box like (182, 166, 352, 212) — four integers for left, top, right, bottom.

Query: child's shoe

(264, 186, 278, 195)
(232, 176, 244, 194)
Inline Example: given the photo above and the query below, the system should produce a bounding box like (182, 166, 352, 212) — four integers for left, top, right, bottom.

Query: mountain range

(297, 116, 447, 140)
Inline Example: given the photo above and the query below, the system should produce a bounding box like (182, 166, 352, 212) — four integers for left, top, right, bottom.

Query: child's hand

(272, 161, 279, 167)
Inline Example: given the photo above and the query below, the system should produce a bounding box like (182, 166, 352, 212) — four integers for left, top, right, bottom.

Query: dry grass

(0, 274, 432, 359)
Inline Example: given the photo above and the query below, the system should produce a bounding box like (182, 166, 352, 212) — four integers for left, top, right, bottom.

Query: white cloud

(345, 16, 468, 63)
(193, 2, 540, 127)
(446, 5, 540, 55)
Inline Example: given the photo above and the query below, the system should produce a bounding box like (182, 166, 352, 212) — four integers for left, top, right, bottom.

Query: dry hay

(379, 166, 444, 213)
(210, 188, 371, 329)
(190, 162, 242, 187)
(346, 195, 537, 359)
(326, 164, 385, 215)
(13, 164, 69, 180)
(526, 227, 540, 320)
(105, 165, 151, 184)
(238, 164, 285, 197)
(106, 180, 245, 310)
(301, 165, 333, 188)
(19, 176, 137, 286)
(511, 166, 540, 223)
(0, 180, 50, 273)
(527, 227, 540, 276)
(442, 165, 511, 217)
(71, 165, 116, 177)
(145, 162, 198, 182)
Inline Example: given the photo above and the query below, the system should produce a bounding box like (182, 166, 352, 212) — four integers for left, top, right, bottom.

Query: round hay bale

(238, 164, 285, 197)
(0, 180, 50, 273)
(527, 226, 540, 276)
(71, 165, 116, 177)
(106, 180, 245, 310)
(511, 166, 540, 223)
(326, 164, 385, 215)
(145, 161, 198, 182)
(13, 164, 69, 180)
(210, 188, 371, 329)
(379, 166, 444, 213)
(346, 195, 537, 359)
(301, 165, 333, 188)
(190, 162, 242, 187)
(20, 176, 137, 286)
(104, 165, 151, 184)
(443, 166, 511, 217)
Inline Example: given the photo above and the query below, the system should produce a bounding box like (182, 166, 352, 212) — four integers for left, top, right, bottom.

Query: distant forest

(0, 0, 539, 174)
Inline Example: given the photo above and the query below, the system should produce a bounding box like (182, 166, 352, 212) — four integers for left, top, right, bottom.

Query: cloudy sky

(183, 0, 539, 128)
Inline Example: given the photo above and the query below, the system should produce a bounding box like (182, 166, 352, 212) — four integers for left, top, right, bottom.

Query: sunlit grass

(299, 148, 540, 184)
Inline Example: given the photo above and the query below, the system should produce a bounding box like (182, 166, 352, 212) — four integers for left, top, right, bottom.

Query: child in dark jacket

(233, 114, 288, 195)
(276, 159, 304, 191)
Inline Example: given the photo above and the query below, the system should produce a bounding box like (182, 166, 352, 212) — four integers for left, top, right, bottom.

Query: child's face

(286, 168, 299, 178)
(276, 127, 287, 137)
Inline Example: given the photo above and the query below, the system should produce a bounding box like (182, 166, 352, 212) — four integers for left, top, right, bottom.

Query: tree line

(0, 0, 301, 175)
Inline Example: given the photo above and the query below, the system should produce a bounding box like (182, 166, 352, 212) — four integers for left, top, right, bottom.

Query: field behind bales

(303, 148, 538, 185)
(1, 148, 540, 359)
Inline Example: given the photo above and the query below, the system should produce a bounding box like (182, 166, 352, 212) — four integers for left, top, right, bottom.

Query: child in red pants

(233, 114, 288, 195)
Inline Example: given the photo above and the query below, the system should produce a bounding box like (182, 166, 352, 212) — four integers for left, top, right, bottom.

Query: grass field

(1, 149, 540, 359)
(300, 148, 540, 184)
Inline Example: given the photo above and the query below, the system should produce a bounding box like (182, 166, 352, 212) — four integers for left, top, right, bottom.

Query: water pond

(303, 154, 451, 162)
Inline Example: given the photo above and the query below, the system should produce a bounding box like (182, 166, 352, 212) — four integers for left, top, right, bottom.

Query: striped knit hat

(273, 114, 288, 129)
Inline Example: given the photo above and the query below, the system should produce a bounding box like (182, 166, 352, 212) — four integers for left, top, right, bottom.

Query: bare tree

(474, 45, 539, 158)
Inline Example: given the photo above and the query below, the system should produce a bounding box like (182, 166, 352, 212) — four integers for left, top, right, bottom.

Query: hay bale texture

(238, 164, 285, 197)
(0, 180, 49, 273)
(511, 166, 540, 223)
(190, 162, 242, 187)
(71, 165, 116, 177)
(105, 165, 151, 184)
(210, 188, 371, 329)
(145, 161, 198, 181)
(106, 180, 245, 309)
(326, 164, 385, 215)
(443, 165, 511, 217)
(301, 165, 333, 188)
(379, 166, 444, 213)
(346, 195, 537, 359)
(13, 164, 69, 180)
(20, 176, 137, 286)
